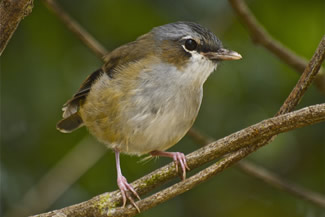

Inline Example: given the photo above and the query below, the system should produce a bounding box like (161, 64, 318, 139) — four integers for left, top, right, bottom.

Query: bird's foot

(171, 152, 190, 179)
(117, 174, 141, 212)
(150, 151, 190, 180)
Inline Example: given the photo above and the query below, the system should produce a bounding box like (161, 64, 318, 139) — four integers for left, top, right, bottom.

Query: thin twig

(228, 0, 325, 94)
(32, 104, 325, 216)
(188, 128, 325, 208)
(276, 34, 325, 115)
(0, 0, 34, 56)
(42, 0, 108, 59)
(187, 128, 214, 145)
(236, 161, 325, 208)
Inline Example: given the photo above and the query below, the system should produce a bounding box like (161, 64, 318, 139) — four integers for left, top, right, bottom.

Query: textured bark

(188, 127, 325, 209)
(0, 0, 34, 56)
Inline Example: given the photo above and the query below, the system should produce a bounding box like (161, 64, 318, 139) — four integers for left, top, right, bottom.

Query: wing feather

(59, 32, 154, 122)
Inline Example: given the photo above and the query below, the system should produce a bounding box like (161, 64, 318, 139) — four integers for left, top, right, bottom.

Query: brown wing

(57, 68, 105, 133)
(57, 32, 154, 132)
(61, 68, 104, 118)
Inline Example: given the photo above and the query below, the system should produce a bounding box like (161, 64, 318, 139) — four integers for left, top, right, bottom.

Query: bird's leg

(115, 150, 140, 212)
(150, 150, 190, 180)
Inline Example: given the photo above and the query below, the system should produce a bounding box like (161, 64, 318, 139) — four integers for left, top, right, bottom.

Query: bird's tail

(56, 113, 84, 133)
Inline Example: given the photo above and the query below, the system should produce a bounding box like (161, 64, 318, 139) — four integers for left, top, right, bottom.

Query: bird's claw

(117, 175, 141, 212)
(172, 152, 190, 180)
(150, 150, 190, 180)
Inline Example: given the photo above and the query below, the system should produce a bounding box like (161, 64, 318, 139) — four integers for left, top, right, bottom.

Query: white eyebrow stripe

(181, 35, 193, 40)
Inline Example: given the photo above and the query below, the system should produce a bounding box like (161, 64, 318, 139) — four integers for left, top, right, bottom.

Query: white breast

(118, 55, 217, 154)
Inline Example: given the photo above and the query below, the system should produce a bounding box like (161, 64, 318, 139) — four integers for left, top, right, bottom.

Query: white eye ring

(184, 39, 197, 51)
(181, 36, 199, 53)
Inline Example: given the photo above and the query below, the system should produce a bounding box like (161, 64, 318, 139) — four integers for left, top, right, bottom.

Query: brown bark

(0, 0, 34, 56)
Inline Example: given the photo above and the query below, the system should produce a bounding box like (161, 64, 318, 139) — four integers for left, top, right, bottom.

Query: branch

(42, 0, 108, 59)
(188, 128, 325, 209)
(228, 0, 325, 94)
(236, 161, 325, 208)
(238, 34, 325, 155)
(277, 34, 325, 115)
(123, 104, 325, 216)
(0, 0, 34, 56)
(32, 103, 325, 216)
(213, 34, 325, 211)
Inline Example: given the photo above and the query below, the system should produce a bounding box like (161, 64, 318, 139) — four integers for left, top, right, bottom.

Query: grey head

(151, 21, 242, 62)
(152, 21, 222, 53)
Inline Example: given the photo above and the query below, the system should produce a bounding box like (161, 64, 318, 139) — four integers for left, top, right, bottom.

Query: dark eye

(184, 39, 197, 51)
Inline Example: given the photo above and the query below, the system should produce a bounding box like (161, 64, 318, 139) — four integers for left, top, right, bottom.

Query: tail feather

(56, 113, 84, 133)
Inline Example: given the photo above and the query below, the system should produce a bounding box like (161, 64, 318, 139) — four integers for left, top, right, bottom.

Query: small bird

(57, 21, 241, 209)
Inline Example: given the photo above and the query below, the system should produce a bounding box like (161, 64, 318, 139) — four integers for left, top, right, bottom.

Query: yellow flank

(79, 56, 160, 149)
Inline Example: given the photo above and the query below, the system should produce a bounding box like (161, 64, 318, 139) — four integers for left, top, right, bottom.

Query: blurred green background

(1, 0, 325, 216)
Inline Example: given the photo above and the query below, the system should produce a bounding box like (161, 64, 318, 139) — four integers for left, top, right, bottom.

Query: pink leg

(115, 150, 140, 212)
(150, 150, 190, 180)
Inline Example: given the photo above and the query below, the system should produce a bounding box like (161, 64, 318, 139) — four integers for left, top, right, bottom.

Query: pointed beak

(204, 48, 242, 61)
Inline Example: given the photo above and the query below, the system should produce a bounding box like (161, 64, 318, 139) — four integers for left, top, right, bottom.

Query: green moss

(144, 169, 174, 187)
(96, 193, 119, 215)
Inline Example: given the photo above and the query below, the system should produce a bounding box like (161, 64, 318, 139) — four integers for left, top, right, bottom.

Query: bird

(56, 21, 242, 210)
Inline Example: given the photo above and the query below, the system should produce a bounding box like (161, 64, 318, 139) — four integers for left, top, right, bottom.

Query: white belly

(122, 88, 202, 154)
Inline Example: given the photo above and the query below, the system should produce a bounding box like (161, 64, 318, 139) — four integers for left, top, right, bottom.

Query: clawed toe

(172, 152, 190, 180)
(117, 175, 141, 212)
(150, 150, 190, 180)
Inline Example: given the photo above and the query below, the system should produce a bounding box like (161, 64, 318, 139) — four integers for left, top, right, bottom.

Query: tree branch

(277, 35, 325, 115)
(188, 127, 325, 209)
(214, 34, 325, 211)
(42, 0, 108, 59)
(0, 0, 34, 56)
(32, 103, 325, 216)
(228, 0, 325, 94)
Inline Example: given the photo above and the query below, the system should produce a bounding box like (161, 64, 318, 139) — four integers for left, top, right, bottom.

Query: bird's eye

(184, 39, 197, 51)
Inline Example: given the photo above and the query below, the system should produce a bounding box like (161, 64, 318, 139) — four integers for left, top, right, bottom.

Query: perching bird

(57, 21, 242, 210)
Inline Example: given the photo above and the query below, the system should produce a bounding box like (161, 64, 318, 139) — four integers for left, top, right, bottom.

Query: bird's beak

(204, 48, 242, 61)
